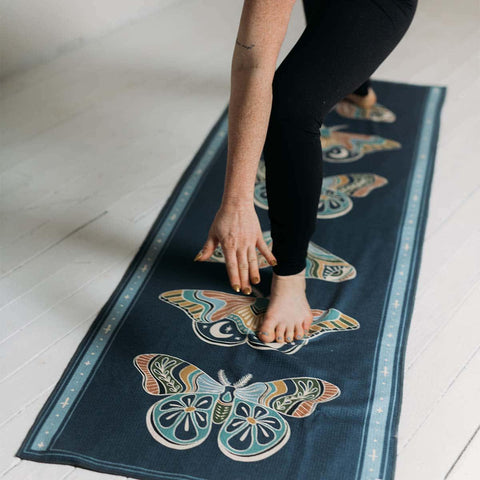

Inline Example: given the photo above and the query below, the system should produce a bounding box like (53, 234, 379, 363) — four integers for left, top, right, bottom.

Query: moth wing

(327, 173, 388, 198)
(318, 186, 353, 219)
(206, 243, 227, 263)
(146, 392, 219, 450)
(334, 100, 396, 123)
(306, 241, 357, 282)
(352, 135, 400, 155)
(253, 181, 268, 210)
(133, 353, 223, 396)
(322, 129, 364, 163)
(306, 308, 360, 339)
(159, 289, 266, 332)
(256, 155, 267, 182)
(346, 131, 400, 159)
(193, 318, 247, 347)
(366, 103, 397, 122)
(246, 377, 340, 418)
(334, 100, 364, 119)
(246, 334, 306, 355)
(217, 396, 290, 462)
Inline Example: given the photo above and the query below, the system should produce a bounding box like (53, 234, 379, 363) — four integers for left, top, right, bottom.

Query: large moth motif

(134, 353, 340, 461)
(205, 230, 356, 283)
(254, 157, 388, 219)
(159, 289, 359, 354)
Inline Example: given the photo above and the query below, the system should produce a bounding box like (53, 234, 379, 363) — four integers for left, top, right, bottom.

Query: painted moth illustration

(159, 289, 359, 354)
(134, 353, 340, 461)
(205, 230, 356, 282)
(254, 157, 388, 219)
(320, 124, 401, 163)
(334, 100, 396, 123)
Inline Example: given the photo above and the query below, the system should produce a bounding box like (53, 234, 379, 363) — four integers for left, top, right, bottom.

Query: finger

(256, 237, 277, 267)
(237, 248, 251, 295)
(194, 235, 218, 262)
(247, 245, 260, 284)
(223, 245, 241, 292)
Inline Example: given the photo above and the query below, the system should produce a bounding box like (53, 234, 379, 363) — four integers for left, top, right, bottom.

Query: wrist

(221, 195, 254, 209)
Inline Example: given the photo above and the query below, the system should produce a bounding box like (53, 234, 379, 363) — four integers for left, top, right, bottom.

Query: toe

(275, 325, 286, 343)
(294, 325, 305, 341)
(302, 312, 313, 334)
(285, 327, 294, 344)
(257, 317, 276, 343)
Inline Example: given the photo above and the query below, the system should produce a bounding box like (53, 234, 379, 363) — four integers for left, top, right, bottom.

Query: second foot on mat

(343, 86, 377, 109)
(257, 267, 314, 344)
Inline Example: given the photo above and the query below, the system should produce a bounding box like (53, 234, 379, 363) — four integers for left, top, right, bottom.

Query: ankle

(273, 267, 306, 279)
(271, 267, 306, 290)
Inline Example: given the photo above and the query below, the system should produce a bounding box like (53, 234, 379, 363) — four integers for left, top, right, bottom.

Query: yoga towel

(16, 79, 446, 480)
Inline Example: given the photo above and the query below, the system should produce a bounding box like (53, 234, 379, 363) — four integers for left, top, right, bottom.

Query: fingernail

(242, 287, 252, 295)
(232, 284, 240, 292)
(270, 259, 277, 266)
(193, 250, 203, 261)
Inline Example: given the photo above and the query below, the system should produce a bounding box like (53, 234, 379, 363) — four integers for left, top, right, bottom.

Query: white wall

(0, 0, 180, 80)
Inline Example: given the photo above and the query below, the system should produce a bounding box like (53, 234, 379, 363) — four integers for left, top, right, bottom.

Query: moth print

(134, 353, 340, 461)
(158, 289, 359, 354)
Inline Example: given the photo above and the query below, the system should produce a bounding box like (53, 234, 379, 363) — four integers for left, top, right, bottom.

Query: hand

(194, 201, 277, 294)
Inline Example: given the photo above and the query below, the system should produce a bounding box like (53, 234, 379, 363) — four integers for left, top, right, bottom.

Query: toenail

(276, 336, 282, 340)
(296, 334, 302, 339)
(259, 331, 268, 335)
(286, 336, 292, 341)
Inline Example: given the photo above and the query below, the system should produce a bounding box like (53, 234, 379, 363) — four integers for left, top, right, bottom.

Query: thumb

(194, 235, 218, 262)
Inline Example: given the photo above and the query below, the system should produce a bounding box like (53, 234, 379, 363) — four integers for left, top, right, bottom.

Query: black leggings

(263, 0, 418, 276)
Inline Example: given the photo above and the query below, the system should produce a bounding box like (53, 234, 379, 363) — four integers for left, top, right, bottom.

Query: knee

(269, 73, 323, 135)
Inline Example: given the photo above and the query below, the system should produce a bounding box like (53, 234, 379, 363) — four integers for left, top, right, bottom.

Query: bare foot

(257, 267, 314, 343)
(344, 86, 377, 109)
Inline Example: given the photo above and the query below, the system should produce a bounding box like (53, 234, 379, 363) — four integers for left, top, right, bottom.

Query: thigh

(272, 0, 417, 124)
(301, 0, 330, 25)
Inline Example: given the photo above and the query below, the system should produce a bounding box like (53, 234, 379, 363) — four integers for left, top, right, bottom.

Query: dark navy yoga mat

(17, 79, 446, 480)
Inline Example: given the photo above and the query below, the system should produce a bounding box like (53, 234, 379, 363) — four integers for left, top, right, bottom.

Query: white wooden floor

(1, 1, 479, 479)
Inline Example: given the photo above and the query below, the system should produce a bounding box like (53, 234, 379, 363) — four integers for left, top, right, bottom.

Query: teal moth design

(134, 353, 340, 461)
(159, 289, 360, 354)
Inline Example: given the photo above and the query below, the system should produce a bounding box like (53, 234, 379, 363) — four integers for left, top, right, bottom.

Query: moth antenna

(218, 369, 231, 386)
(233, 373, 253, 388)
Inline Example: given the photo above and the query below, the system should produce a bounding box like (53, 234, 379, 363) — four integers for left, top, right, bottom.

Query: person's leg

(258, 0, 418, 343)
(301, 0, 374, 101)
(352, 78, 371, 96)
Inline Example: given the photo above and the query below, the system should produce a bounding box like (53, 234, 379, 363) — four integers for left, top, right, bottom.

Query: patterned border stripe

(29, 114, 228, 452)
(358, 86, 443, 480)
